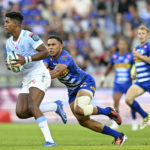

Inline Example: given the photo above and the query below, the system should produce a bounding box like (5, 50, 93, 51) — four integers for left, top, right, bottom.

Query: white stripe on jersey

(117, 73, 129, 77)
(136, 67, 149, 72)
(135, 62, 146, 67)
(137, 78, 150, 82)
(137, 72, 150, 78)
(117, 78, 129, 82)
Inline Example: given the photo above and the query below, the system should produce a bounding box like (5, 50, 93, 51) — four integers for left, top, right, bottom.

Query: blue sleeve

(58, 55, 72, 67)
(147, 44, 150, 57)
(43, 57, 50, 66)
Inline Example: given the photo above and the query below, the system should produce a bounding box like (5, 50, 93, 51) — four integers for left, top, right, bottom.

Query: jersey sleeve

(58, 55, 72, 67)
(28, 32, 43, 49)
(147, 44, 150, 57)
(131, 53, 135, 64)
(43, 57, 50, 66)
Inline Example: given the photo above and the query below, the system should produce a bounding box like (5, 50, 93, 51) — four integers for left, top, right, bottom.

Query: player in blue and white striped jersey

(43, 35, 127, 146)
(101, 37, 137, 130)
(125, 24, 150, 130)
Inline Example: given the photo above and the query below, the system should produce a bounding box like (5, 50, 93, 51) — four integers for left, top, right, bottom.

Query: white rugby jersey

(6, 30, 46, 77)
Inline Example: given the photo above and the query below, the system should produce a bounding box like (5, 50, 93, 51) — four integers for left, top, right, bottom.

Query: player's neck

(139, 40, 148, 47)
(119, 50, 126, 55)
(53, 50, 62, 59)
(12, 28, 22, 41)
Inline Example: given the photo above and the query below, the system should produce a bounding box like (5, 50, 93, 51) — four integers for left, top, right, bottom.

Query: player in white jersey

(125, 24, 150, 130)
(4, 11, 67, 147)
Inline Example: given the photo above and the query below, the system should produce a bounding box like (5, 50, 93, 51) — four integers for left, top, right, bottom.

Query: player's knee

(16, 109, 25, 119)
(74, 96, 93, 116)
(125, 97, 132, 105)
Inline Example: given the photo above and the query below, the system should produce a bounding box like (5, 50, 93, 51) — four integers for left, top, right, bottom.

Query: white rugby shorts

(20, 68, 51, 93)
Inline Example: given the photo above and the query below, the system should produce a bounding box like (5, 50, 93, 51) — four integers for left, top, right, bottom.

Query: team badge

(61, 56, 68, 61)
(29, 33, 40, 41)
(144, 45, 147, 48)
(113, 54, 117, 59)
(31, 34, 40, 41)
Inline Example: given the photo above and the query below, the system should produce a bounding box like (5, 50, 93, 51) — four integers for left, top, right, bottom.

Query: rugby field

(0, 123, 150, 150)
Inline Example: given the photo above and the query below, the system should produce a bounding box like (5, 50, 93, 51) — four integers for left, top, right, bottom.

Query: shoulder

(126, 52, 133, 59)
(111, 52, 118, 59)
(59, 50, 72, 60)
(23, 30, 40, 41)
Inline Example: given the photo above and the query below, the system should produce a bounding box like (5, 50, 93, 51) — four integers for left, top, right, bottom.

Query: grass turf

(0, 123, 150, 150)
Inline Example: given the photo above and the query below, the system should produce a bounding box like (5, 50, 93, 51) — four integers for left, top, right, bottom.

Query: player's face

(118, 40, 127, 52)
(4, 17, 16, 34)
(47, 39, 62, 58)
(137, 29, 149, 45)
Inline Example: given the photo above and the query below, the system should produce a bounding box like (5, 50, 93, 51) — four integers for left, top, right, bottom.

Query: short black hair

(48, 35, 63, 44)
(5, 11, 24, 24)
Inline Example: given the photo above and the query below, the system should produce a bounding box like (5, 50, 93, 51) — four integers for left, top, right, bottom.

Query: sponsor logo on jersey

(113, 54, 117, 59)
(80, 82, 87, 87)
(29, 33, 40, 41)
(61, 55, 68, 61)
(114, 63, 131, 68)
(59, 68, 69, 77)
(127, 54, 131, 59)
(90, 86, 96, 92)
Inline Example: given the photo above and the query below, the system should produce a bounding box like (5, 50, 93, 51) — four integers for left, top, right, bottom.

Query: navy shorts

(134, 81, 150, 92)
(113, 82, 132, 94)
(68, 74, 96, 104)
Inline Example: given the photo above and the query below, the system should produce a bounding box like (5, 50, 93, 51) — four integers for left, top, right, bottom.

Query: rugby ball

(7, 51, 23, 73)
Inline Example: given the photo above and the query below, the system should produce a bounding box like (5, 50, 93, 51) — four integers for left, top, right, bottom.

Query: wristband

(101, 75, 106, 82)
(25, 56, 32, 63)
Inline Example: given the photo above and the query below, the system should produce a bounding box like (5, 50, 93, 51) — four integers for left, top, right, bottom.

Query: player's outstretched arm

(50, 64, 67, 79)
(100, 64, 113, 87)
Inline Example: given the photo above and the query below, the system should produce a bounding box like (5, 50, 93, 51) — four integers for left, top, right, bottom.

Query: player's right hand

(131, 74, 136, 80)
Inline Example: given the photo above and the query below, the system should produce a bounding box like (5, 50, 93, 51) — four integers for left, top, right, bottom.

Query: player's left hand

(132, 49, 141, 58)
(10, 54, 26, 67)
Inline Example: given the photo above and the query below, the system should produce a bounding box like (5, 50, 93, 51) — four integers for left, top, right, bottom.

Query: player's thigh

(126, 84, 145, 101)
(28, 87, 45, 107)
(16, 93, 29, 112)
(76, 89, 93, 99)
(113, 92, 123, 101)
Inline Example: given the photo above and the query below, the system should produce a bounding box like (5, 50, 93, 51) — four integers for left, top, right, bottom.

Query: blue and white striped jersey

(134, 42, 150, 83)
(5, 30, 46, 77)
(110, 51, 134, 84)
(43, 50, 88, 90)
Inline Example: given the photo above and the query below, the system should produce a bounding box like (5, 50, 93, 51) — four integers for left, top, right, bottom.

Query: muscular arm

(104, 64, 113, 76)
(13, 43, 50, 66)
(31, 43, 50, 61)
(50, 64, 67, 79)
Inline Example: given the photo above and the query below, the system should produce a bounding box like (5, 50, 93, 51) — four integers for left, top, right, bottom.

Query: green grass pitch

(0, 123, 150, 150)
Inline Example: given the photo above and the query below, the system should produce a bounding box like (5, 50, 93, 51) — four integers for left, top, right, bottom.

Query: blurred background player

(43, 35, 127, 146)
(100, 37, 138, 130)
(125, 24, 150, 130)
(4, 11, 66, 147)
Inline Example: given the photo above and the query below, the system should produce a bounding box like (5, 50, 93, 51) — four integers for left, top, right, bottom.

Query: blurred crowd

(0, 0, 150, 76)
